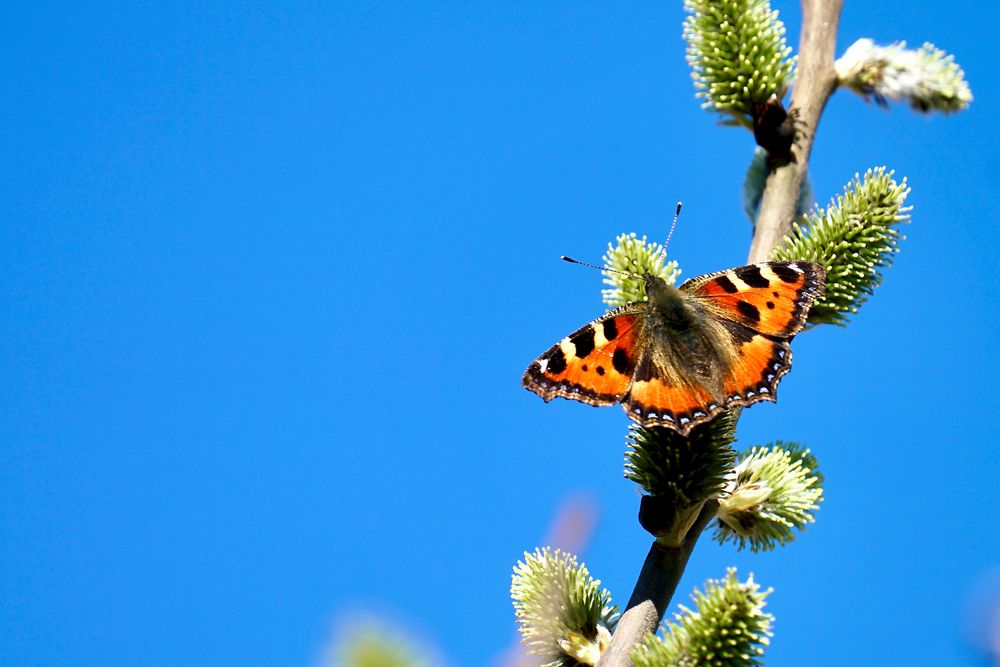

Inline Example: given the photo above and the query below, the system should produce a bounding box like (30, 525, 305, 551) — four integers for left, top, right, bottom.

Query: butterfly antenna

(664, 201, 682, 255)
(560, 256, 637, 278)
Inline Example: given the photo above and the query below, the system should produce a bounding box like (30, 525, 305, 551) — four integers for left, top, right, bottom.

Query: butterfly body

(523, 261, 825, 435)
(635, 275, 732, 400)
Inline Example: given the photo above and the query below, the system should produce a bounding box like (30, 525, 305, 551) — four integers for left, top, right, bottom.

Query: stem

(601, 502, 717, 665)
(602, 2, 844, 664)
(747, 0, 844, 263)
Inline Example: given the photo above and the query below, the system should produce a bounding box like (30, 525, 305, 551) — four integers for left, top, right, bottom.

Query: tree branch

(748, 0, 844, 263)
(601, 2, 844, 664)
(600, 501, 718, 665)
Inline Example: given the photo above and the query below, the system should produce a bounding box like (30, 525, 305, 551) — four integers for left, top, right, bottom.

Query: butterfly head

(642, 271, 692, 328)
(641, 272, 672, 298)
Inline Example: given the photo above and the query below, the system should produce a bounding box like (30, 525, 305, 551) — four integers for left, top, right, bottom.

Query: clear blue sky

(2, 2, 998, 665)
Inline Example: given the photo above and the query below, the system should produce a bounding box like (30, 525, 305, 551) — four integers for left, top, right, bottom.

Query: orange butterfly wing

(681, 261, 825, 337)
(716, 321, 792, 409)
(522, 307, 644, 406)
(623, 371, 719, 431)
(685, 260, 825, 411)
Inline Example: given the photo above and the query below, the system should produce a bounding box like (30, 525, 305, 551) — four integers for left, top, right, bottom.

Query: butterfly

(522, 261, 826, 435)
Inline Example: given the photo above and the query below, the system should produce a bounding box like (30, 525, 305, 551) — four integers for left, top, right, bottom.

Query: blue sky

(2, 2, 998, 665)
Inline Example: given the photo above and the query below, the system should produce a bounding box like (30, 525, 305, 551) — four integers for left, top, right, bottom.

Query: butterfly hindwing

(622, 348, 724, 431)
(681, 261, 825, 336)
(717, 319, 792, 407)
(522, 307, 643, 406)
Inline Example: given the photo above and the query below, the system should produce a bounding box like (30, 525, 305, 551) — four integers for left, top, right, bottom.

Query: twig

(601, 502, 718, 665)
(748, 0, 844, 263)
(601, 1, 844, 664)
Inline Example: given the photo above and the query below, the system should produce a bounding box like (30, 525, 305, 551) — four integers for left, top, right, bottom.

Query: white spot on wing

(560, 339, 576, 359)
(759, 265, 780, 283)
(593, 323, 608, 348)
(537, 359, 548, 373)
(727, 270, 751, 291)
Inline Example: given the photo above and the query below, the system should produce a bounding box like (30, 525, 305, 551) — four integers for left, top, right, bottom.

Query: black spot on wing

(570, 327, 596, 359)
(736, 300, 761, 323)
(735, 265, 771, 288)
(547, 347, 567, 374)
(766, 301, 775, 309)
(771, 263, 801, 283)
(603, 318, 618, 341)
(612, 348, 629, 374)
(596, 366, 605, 375)
(715, 275, 739, 293)
(721, 319, 756, 345)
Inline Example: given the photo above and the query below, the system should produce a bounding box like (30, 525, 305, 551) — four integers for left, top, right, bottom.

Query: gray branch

(601, 501, 718, 666)
(748, 0, 844, 263)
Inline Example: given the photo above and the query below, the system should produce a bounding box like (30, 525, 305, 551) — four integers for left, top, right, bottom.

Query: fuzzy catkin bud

(835, 38, 972, 113)
(772, 167, 910, 326)
(602, 233, 680, 307)
(684, 0, 794, 124)
(632, 569, 773, 667)
(511, 548, 619, 666)
(714, 442, 824, 552)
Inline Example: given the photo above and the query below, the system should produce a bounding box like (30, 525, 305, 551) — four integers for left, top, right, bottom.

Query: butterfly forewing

(681, 261, 825, 336)
(522, 307, 644, 406)
(623, 353, 723, 432)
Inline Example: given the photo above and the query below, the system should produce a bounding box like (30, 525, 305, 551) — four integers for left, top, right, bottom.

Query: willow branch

(748, 0, 844, 263)
(601, 501, 718, 666)
(601, 2, 844, 665)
